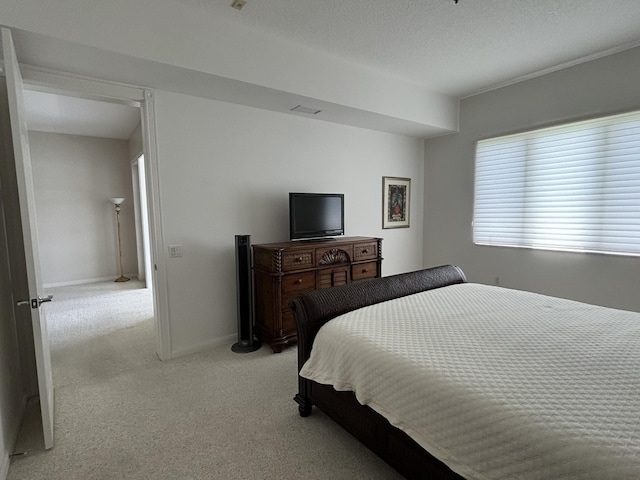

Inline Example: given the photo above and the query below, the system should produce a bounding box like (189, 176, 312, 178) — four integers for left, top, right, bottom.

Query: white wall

(154, 91, 424, 356)
(424, 46, 640, 312)
(0, 0, 426, 358)
(29, 132, 138, 286)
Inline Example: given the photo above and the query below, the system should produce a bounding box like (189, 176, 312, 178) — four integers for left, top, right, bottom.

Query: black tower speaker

(232, 234, 261, 353)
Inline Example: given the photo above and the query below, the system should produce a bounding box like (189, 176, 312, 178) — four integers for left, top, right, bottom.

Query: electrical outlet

(231, 0, 246, 10)
(168, 245, 183, 258)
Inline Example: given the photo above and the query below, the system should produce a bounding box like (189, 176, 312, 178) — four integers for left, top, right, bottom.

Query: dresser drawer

(353, 242, 378, 261)
(317, 266, 351, 289)
(281, 271, 315, 293)
(282, 250, 314, 271)
(352, 262, 378, 281)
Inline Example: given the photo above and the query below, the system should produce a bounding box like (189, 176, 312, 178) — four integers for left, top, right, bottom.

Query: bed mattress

(299, 283, 640, 480)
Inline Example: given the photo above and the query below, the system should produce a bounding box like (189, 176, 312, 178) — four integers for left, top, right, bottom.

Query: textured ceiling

(171, 0, 640, 97)
(17, 0, 640, 138)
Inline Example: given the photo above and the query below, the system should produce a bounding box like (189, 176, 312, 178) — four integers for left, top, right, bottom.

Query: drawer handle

(362, 268, 368, 273)
(295, 278, 303, 284)
(295, 256, 303, 262)
(362, 249, 369, 254)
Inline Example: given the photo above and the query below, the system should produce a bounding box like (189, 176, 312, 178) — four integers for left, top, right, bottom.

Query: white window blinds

(473, 110, 640, 256)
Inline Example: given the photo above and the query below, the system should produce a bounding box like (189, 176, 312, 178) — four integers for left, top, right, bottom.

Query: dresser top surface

(253, 236, 381, 250)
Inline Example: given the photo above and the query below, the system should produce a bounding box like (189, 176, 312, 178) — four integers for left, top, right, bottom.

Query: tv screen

(289, 193, 344, 240)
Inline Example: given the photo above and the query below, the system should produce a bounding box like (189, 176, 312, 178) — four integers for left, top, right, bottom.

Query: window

(473, 110, 640, 256)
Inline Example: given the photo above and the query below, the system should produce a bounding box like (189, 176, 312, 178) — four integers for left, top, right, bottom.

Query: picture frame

(382, 176, 410, 229)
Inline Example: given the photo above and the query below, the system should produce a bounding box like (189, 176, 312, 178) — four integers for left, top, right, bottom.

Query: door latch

(16, 295, 53, 309)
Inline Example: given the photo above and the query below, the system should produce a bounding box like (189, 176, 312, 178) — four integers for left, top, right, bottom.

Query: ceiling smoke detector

(231, 0, 246, 10)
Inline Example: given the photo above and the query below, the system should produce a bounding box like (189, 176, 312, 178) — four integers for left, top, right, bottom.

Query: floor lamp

(110, 197, 130, 282)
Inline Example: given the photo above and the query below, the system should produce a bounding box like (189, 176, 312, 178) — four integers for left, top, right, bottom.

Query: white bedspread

(299, 283, 640, 480)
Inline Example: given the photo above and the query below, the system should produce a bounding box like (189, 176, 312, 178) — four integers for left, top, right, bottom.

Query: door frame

(131, 154, 152, 287)
(15, 65, 172, 360)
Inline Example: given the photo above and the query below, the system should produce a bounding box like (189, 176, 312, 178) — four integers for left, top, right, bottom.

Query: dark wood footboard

(308, 382, 465, 479)
(290, 265, 467, 480)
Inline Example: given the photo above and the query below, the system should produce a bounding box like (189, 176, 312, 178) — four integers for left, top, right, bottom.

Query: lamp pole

(110, 197, 130, 282)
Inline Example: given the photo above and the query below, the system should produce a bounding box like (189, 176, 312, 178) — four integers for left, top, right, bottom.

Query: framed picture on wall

(382, 176, 410, 229)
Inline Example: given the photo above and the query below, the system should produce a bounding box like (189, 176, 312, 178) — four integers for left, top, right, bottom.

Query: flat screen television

(289, 193, 344, 241)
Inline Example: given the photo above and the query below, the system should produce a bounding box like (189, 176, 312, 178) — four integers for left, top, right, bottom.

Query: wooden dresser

(252, 236, 382, 352)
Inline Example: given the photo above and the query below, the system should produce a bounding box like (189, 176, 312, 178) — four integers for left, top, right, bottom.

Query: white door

(2, 27, 54, 449)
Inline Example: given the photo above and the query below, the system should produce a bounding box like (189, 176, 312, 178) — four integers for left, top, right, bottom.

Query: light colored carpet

(8, 281, 402, 479)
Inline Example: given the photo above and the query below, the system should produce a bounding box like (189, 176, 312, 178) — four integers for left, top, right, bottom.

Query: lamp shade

(109, 197, 126, 205)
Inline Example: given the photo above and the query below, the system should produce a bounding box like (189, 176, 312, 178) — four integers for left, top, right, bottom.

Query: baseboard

(0, 452, 9, 480)
(170, 334, 237, 359)
(44, 273, 138, 288)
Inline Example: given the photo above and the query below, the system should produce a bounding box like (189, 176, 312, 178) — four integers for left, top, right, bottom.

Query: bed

(290, 265, 640, 480)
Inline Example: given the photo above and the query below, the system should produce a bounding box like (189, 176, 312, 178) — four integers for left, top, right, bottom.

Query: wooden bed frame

(290, 265, 468, 480)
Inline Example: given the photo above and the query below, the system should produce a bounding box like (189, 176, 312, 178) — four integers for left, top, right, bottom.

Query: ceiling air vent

(290, 105, 322, 115)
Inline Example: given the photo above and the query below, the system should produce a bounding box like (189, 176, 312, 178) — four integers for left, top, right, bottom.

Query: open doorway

(8, 83, 164, 454)
(21, 89, 160, 384)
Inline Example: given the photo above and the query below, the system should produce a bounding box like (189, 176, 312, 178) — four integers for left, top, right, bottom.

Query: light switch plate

(168, 245, 183, 258)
